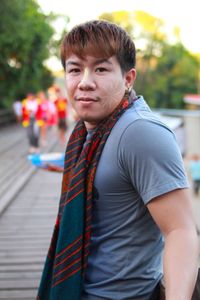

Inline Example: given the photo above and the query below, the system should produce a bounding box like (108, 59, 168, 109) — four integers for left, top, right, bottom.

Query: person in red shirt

(54, 87, 68, 145)
(37, 91, 50, 146)
(22, 93, 43, 153)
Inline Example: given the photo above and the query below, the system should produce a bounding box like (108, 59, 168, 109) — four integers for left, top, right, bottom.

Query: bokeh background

(0, 0, 199, 110)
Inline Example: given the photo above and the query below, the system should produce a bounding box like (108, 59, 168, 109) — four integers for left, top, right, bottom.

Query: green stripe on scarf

(37, 96, 133, 300)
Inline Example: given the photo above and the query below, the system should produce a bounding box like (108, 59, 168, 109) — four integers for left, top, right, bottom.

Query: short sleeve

(118, 119, 189, 204)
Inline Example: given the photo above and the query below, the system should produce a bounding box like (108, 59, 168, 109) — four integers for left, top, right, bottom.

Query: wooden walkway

(0, 168, 62, 299)
(0, 124, 65, 299)
(0, 123, 199, 299)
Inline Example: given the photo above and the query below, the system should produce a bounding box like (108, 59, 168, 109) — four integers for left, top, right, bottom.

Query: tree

(99, 11, 199, 109)
(99, 11, 135, 35)
(136, 43, 199, 108)
(0, 0, 55, 108)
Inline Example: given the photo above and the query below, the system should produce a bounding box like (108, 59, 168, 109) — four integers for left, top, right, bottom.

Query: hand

(42, 164, 64, 173)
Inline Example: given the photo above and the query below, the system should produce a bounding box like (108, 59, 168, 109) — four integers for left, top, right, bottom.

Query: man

(38, 20, 199, 300)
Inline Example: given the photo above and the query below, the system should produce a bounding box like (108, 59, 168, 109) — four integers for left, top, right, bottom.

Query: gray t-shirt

(82, 96, 189, 300)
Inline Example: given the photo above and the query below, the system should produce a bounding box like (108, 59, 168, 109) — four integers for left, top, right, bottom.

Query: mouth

(76, 97, 98, 102)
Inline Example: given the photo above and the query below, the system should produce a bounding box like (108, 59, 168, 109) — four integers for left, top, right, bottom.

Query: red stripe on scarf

(55, 235, 83, 259)
(52, 265, 82, 288)
(63, 188, 84, 206)
(53, 257, 82, 279)
(65, 144, 82, 156)
(54, 245, 82, 268)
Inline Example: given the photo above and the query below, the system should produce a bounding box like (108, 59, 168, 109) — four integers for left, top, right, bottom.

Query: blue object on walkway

(28, 153, 65, 168)
(189, 161, 200, 180)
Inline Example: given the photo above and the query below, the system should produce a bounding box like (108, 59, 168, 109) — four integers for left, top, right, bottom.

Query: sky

(37, 0, 200, 71)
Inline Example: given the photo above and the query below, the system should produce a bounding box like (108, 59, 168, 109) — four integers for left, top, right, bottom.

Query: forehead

(65, 54, 118, 66)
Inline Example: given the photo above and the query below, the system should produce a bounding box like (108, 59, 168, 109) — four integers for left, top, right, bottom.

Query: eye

(96, 67, 108, 73)
(68, 68, 80, 74)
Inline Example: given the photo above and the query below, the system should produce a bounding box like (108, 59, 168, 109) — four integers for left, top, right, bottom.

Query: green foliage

(136, 44, 199, 108)
(99, 11, 134, 35)
(0, 0, 55, 108)
(100, 11, 200, 109)
(49, 14, 70, 58)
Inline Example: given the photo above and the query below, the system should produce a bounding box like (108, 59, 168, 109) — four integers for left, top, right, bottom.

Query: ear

(124, 68, 136, 88)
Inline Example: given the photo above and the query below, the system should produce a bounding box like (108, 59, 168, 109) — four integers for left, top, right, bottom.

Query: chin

(80, 115, 103, 124)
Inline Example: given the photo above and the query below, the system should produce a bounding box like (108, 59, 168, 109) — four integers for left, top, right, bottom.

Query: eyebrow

(93, 58, 112, 66)
(65, 61, 81, 68)
(65, 58, 112, 68)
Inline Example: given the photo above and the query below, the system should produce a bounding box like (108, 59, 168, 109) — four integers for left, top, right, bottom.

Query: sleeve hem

(142, 181, 189, 204)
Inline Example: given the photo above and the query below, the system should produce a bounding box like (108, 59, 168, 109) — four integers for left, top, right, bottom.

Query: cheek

(101, 81, 125, 102)
(65, 79, 76, 99)
(100, 80, 125, 112)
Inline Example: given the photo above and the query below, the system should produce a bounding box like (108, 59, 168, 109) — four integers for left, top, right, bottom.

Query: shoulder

(117, 118, 188, 203)
(117, 116, 184, 178)
(108, 97, 179, 158)
(119, 117, 176, 154)
(113, 96, 174, 140)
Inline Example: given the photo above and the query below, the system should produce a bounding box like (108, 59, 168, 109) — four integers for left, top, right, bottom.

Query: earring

(125, 86, 132, 97)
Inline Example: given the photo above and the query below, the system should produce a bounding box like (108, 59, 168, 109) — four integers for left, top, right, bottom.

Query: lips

(77, 97, 97, 102)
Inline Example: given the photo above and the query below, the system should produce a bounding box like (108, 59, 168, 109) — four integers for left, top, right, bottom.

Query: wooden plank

(0, 289, 36, 299)
(0, 271, 41, 279)
(0, 235, 52, 240)
(0, 279, 39, 289)
(0, 257, 44, 264)
(0, 251, 46, 257)
(0, 265, 43, 272)
(0, 245, 49, 251)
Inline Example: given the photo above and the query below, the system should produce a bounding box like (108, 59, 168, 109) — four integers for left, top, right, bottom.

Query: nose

(78, 69, 96, 90)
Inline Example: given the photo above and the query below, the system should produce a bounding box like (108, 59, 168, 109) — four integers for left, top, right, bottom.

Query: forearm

(163, 228, 199, 300)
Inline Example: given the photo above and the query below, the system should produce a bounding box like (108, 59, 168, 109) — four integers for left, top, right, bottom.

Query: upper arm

(119, 119, 189, 204)
(146, 188, 196, 236)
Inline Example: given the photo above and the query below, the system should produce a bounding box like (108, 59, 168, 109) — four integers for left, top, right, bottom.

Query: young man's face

(65, 55, 136, 129)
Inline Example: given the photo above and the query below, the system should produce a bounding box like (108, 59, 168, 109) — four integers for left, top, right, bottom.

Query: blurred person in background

(189, 154, 200, 195)
(13, 99, 22, 123)
(22, 93, 42, 153)
(54, 86, 68, 145)
(37, 91, 50, 146)
(47, 85, 58, 129)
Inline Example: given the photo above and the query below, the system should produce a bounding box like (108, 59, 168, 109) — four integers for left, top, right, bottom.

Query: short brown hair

(61, 20, 136, 73)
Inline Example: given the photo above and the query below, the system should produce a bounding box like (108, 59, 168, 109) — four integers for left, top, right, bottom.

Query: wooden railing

(0, 109, 15, 126)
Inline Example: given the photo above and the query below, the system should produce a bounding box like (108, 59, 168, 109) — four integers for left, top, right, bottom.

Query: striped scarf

(37, 96, 133, 300)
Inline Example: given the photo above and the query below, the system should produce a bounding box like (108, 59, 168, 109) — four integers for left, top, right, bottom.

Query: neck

(84, 121, 98, 130)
